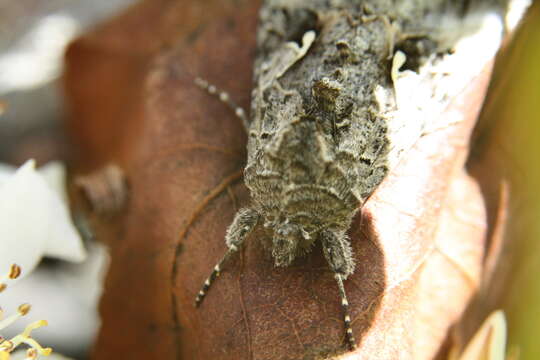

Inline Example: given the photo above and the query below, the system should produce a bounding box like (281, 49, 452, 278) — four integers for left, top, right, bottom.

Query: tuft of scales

(194, 0, 506, 350)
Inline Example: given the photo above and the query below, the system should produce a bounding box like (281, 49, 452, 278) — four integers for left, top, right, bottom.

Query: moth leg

(320, 229, 357, 350)
(194, 77, 250, 132)
(195, 207, 259, 306)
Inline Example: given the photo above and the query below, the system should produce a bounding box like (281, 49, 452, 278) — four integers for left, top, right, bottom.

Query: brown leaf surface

(63, 1, 496, 359)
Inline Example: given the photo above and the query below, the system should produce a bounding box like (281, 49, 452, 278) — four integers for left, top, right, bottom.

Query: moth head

(272, 222, 309, 267)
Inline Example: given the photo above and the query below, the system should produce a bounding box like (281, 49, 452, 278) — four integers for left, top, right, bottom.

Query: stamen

(0, 304, 30, 331)
(0, 265, 52, 357)
(9, 264, 21, 280)
(21, 337, 52, 356)
(0, 341, 13, 352)
(25, 348, 38, 360)
(21, 319, 46, 338)
(0, 264, 22, 292)
(8, 320, 52, 356)
(18, 304, 31, 316)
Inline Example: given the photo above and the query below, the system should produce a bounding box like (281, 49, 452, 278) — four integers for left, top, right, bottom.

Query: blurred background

(0, 1, 135, 358)
(0, 0, 538, 359)
(0, 0, 136, 165)
(468, 2, 540, 358)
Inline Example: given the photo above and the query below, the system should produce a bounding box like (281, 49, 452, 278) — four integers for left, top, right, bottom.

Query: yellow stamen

(0, 264, 52, 358)
(17, 304, 31, 317)
(22, 338, 52, 356)
(8, 265, 21, 280)
(21, 320, 47, 338)
(0, 305, 29, 331)
(26, 348, 38, 359)
(0, 341, 13, 352)
(0, 264, 23, 292)
(8, 320, 52, 356)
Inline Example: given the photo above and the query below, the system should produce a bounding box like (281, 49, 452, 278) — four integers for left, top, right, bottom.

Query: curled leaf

(63, 1, 510, 359)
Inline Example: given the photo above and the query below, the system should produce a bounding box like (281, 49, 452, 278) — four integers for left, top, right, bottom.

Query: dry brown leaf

(63, 1, 497, 359)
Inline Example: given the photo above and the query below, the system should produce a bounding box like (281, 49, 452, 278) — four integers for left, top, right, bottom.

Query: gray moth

(194, 0, 507, 351)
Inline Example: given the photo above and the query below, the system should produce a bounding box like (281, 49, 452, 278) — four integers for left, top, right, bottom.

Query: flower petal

(0, 160, 85, 281)
(38, 162, 68, 204)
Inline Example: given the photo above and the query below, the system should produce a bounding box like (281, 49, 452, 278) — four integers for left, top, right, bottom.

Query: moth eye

(260, 132, 271, 139)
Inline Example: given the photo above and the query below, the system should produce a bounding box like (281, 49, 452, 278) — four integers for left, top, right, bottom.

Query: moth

(193, 0, 505, 351)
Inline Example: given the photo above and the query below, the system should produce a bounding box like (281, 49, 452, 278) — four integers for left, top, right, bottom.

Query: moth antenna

(194, 77, 250, 132)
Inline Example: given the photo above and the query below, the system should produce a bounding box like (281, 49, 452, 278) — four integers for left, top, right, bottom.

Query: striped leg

(320, 230, 357, 350)
(335, 273, 357, 350)
(195, 248, 237, 306)
(194, 77, 250, 132)
(195, 208, 259, 306)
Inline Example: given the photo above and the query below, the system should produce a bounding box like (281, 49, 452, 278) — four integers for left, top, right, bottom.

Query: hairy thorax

(244, 114, 359, 244)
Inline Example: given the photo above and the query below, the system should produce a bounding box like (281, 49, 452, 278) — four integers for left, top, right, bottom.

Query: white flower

(0, 160, 86, 285)
(9, 350, 74, 360)
(1, 243, 108, 354)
